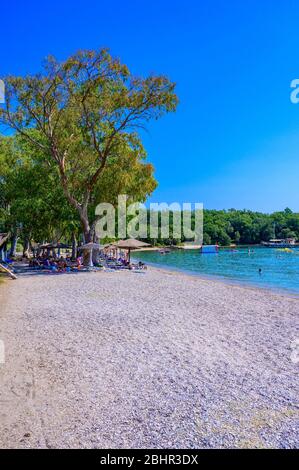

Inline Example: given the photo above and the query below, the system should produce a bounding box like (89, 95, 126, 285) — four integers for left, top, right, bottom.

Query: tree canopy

(149, 208, 299, 247)
(0, 49, 178, 243)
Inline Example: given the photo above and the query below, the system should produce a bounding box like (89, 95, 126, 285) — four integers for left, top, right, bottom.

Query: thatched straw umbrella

(113, 239, 151, 262)
(39, 242, 71, 257)
(103, 243, 117, 259)
(79, 242, 105, 267)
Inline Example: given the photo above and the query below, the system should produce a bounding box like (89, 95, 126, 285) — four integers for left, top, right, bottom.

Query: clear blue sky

(2, 0, 299, 212)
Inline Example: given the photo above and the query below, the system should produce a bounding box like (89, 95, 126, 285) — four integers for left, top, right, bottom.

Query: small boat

(261, 238, 296, 248)
(200, 245, 219, 254)
(159, 248, 171, 255)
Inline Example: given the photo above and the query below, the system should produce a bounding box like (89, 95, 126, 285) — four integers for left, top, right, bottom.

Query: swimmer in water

(259, 268, 262, 275)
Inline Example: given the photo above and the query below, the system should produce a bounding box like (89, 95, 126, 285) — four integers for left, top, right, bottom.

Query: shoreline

(132, 257, 299, 299)
(153, 265, 299, 299)
(2, 259, 299, 299)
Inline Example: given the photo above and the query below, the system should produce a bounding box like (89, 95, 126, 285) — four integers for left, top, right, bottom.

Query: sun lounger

(0, 262, 17, 279)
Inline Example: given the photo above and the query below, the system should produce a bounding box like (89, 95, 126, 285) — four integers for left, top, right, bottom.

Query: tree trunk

(0, 242, 7, 262)
(79, 208, 94, 266)
(23, 237, 31, 258)
(71, 232, 78, 260)
(82, 250, 92, 266)
(92, 231, 100, 265)
(60, 186, 93, 266)
(9, 234, 18, 258)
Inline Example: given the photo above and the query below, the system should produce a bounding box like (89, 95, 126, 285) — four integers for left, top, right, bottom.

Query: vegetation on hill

(159, 207, 299, 247)
(0, 49, 177, 258)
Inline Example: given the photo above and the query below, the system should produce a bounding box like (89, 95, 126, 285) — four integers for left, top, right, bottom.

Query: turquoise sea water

(134, 247, 299, 295)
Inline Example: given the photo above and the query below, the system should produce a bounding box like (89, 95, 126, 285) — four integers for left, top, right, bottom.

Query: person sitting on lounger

(43, 258, 51, 268)
(57, 257, 67, 271)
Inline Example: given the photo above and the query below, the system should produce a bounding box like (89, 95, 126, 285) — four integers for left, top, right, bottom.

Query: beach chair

(0, 262, 17, 280)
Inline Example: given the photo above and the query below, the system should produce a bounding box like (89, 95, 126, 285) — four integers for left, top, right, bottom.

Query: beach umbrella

(39, 242, 71, 249)
(39, 243, 52, 250)
(103, 243, 117, 258)
(38, 243, 53, 256)
(53, 243, 71, 249)
(79, 242, 105, 250)
(113, 239, 151, 262)
(38, 242, 72, 257)
(79, 242, 105, 267)
(103, 243, 115, 250)
(53, 243, 72, 256)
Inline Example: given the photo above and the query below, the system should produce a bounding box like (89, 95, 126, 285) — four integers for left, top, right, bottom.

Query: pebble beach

(0, 267, 298, 449)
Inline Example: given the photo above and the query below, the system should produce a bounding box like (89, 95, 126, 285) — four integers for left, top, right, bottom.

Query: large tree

(0, 130, 158, 258)
(0, 136, 17, 233)
(0, 133, 76, 252)
(0, 49, 178, 245)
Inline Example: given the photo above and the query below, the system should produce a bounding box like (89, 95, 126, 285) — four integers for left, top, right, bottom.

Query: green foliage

(0, 133, 77, 241)
(144, 208, 299, 246)
(0, 130, 158, 245)
(0, 49, 177, 241)
(202, 208, 299, 246)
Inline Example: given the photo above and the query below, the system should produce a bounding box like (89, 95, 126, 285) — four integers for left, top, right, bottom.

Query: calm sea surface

(133, 247, 299, 294)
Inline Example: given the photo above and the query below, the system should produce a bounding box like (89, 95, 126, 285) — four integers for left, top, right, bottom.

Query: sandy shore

(0, 267, 298, 449)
